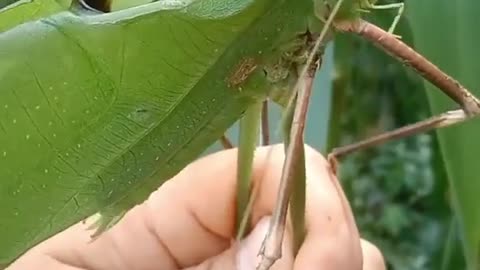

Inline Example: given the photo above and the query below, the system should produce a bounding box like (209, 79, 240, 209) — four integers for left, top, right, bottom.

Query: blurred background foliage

(208, 1, 472, 266)
(327, 3, 463, 269)
(406, 1, 480, 268)
(1, 0, 476, 268)
(325, 0, 480, 269)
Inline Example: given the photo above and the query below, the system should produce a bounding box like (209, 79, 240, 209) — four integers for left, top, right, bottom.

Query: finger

(292, 146, 363, 269)
(185, 216, 291, 270)
(16, 145, 290, 270)
(237, 145, 362, 270)
(125, 144, 298, 269)
(190, 145, 364, 270)
(7, 253, 86, 270)
(14, 144, 363, 270)
(361, 239, 386, 270)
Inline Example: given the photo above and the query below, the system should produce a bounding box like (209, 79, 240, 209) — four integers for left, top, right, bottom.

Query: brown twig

(262, 100, 270, 146)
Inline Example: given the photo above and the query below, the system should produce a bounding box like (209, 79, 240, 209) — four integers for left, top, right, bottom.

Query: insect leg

(336, 19, 480, 116)
(262, 100, 271, 146)
(328, 109, 471, 167)
(220, 135, 234, 149)
(236, 102, 263, 238)
(369, 2, 405, 35)
(257, 66, 314, 270)
(256, 1, 344, 268)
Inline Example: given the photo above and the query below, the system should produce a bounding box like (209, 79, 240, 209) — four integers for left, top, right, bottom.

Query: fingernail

(235, 216, 271, 270)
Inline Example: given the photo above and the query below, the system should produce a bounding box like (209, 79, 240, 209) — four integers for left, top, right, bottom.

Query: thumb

(189, 216, 293, 270)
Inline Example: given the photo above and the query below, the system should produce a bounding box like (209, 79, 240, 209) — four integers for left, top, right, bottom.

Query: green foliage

(0, 0, 319, 265)
(110, 0, 151, 11)
(328, 3, 467, 269)
(406, 1, 480, 269)
(0, 0, 71, 32)
(1, 0, 479, 269)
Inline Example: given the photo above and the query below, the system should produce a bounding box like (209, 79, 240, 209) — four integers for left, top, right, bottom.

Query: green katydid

(1, 0, 479, 269)
(0, 0, 328, 265)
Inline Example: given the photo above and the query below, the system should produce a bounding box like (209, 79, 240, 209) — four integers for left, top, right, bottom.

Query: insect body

(0, 0, 322, 265)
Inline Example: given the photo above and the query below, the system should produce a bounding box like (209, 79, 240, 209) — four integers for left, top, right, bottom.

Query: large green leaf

(0, 0, 71, 32)
(0, 0, 320, 265)
(407, 0, 480, 268)
(110, 0, 151, 11)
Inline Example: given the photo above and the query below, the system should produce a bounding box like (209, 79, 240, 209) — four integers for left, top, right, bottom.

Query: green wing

(0, 0, 71, 32)
(0, 0, 316, 264)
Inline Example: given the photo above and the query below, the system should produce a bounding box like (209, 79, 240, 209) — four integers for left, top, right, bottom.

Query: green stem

(235, 101, 262, 239)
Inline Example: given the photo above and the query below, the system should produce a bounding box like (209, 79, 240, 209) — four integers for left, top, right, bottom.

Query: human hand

(8, 145, 385, 270)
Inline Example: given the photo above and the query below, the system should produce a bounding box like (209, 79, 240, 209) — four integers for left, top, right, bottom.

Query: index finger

(16, 144, 363, 270)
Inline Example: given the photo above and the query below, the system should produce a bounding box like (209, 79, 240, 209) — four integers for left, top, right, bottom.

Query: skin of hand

(7, 144, 386, 270)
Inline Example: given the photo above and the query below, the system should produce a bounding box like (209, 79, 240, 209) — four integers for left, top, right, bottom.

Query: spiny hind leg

(328, 109, 471, 168)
